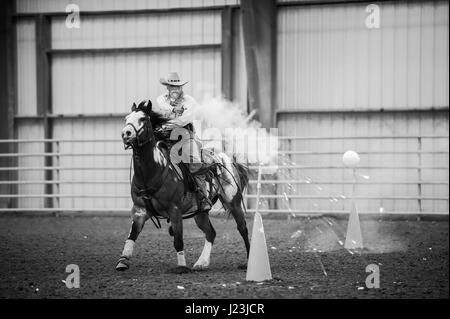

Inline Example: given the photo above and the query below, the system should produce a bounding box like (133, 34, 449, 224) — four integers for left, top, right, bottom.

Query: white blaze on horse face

(123, 110, 146, 141)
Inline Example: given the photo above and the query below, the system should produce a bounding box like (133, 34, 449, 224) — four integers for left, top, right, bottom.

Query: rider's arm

(166, 95, 197, 128)
(154, 95, 173, 118)
(170, 106, 194, 127)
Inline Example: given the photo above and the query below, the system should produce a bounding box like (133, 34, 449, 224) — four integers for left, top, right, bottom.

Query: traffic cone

(344, 201, 363, 249)
(246, 211, 272, 282)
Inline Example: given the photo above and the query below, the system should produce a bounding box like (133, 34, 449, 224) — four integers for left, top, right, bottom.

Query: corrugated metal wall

(52, 119, 131, 209)
(17, 122, 45, 208)
(277, 1, 449, 110)
(50, 9, 221, 209)
(16, 0, 240, 13)
(14, 2, 234, 210)
(51, 13, 221, 49)
(16, 18, 43, 208)
(51, 12, 222, 114)
(16, 18, 36, 116)
(52, 50, 221, 114)
(12, 0, 448, 213)
(276, 1, 449, 214)
(278, 111, 449, 213)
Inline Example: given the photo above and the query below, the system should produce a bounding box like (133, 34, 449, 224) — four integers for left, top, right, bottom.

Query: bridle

(124, 115, 154, 150)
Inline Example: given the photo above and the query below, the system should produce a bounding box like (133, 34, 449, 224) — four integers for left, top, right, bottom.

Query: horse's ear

(142, 100, 152, 116)
(138, 100, 146, 109)
(132, 102, 137, 112)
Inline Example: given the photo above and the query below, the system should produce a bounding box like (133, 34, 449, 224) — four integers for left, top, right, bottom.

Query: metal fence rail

(1, 135, 448, 215)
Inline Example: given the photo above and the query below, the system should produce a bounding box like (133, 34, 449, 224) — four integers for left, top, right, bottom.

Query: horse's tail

(233, 159, 250, 193)
(214, 153, 250, 215)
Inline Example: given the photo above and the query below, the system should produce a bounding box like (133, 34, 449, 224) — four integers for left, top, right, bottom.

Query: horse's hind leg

(222, 192, 250, 263)
(193, 212, 216, 270)
(116, 205, 149, 271)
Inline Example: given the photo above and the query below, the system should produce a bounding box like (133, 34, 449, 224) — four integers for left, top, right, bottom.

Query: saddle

(135, 142, 199, 229)
(156, 139, 221, 192)
(154, 141, 220, 212)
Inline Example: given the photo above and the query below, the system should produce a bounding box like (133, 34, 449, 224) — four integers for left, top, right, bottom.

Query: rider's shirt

(154, 92, 202, 166)
(154, 93, 197, 128)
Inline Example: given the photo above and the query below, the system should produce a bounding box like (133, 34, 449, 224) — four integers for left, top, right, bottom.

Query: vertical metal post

(221, 6, 233, 100)
(0, 0, 17, 208)
(241, 0, 277, 128)
(36, 15, 53, 208)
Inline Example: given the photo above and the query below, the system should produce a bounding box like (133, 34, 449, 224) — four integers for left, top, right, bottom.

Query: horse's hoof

(116, 262, 129, 271)
(170, 266, 192, 274)
(237, 263, 247, 270)
(192, 264, 209, 271)
(116, 257, 130, 271)
(193, 258, 210, 271)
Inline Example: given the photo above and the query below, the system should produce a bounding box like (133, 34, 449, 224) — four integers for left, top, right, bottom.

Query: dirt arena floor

(0, 214, 448, 299)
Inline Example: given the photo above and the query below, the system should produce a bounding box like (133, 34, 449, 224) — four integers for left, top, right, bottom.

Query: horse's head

(122, 100, 154, 149)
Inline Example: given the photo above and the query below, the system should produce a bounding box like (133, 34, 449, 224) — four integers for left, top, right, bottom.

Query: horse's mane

(147, 110, 169, 128)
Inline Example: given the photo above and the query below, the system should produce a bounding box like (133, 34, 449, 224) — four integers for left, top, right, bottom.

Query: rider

(153, 72, 211, 212)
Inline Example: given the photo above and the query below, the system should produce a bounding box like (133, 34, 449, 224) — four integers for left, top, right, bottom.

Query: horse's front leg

(193, 212, 216, 270)
(169, 211, 191, 274)
(116, 205, 149, 271)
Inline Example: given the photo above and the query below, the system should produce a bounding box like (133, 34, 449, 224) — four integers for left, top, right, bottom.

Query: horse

(116, 100, 251, 273)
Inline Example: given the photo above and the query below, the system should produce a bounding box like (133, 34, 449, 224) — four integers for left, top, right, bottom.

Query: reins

(125, 114, 249, 228)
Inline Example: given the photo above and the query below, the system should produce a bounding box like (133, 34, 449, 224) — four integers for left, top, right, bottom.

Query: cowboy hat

(159, 72, 188, 86)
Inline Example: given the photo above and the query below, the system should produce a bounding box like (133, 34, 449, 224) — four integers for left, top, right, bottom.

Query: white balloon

(343, 150, 360, 167)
